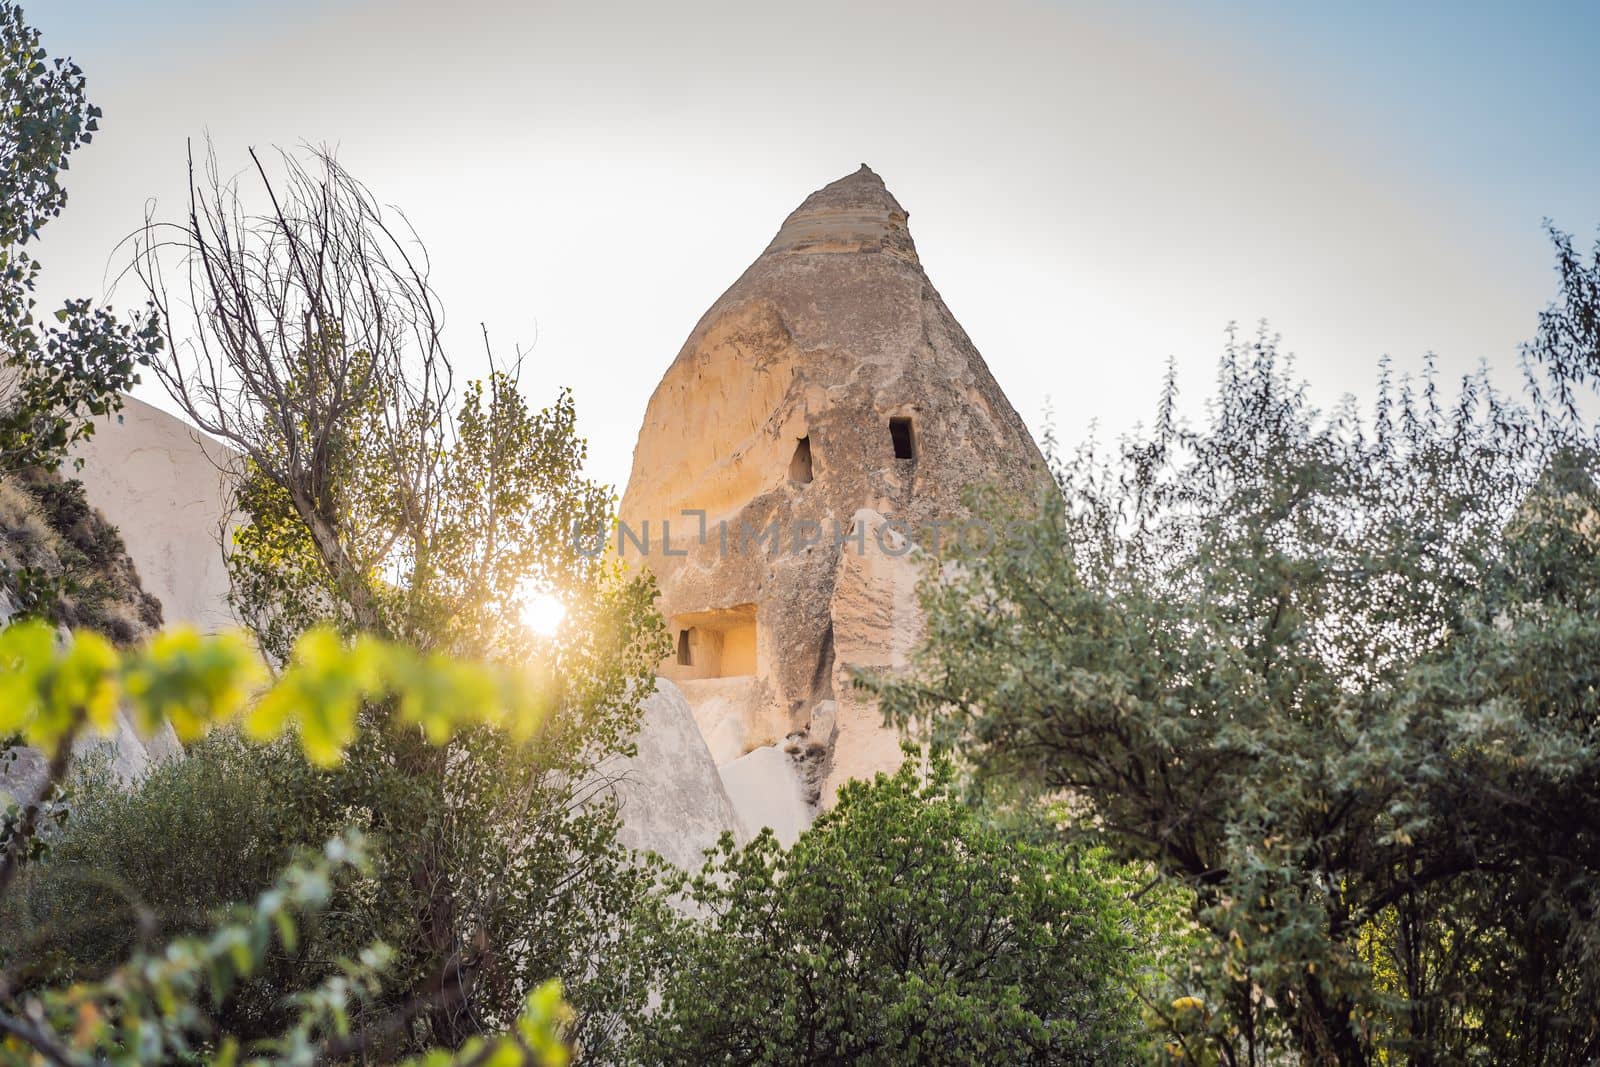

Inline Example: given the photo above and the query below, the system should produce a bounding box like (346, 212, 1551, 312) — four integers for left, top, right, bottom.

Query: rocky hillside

(0, 465, 162, 642)
(0, 465, 176, 800)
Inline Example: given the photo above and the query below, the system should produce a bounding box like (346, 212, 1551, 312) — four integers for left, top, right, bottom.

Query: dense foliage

(0, 622, 573, 1066)
(634, 753, 1147, 1065)
(878, 239, 1600, 1066)
(2, 731, 287, 988)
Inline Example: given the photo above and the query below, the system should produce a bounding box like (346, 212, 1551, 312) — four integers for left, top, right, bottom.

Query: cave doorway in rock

(789, 435, 813, 484)
(889, 416, 915, 460)
(666, 604, 758, 680)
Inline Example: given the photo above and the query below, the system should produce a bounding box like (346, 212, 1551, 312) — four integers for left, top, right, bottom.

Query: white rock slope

(602, 678, 747, 869)
(70, 395, 238, 632)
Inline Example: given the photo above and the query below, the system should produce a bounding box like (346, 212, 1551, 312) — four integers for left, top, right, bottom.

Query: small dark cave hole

(889, 416, 915, 460)
(677, 628, 693, 666)
(789, 435, 814, 483)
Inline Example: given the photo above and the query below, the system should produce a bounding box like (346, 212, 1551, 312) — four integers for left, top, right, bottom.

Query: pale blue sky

(28, 0, 1600, 490)
(1147, 0, 1598, 224)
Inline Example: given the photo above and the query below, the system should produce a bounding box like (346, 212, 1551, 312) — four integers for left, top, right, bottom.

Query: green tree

(0, 0, 162, 633)
(1525, 224, 1600, 424)
(879, 254, 1600, 1065)
(634, 753, 1145, 1066)
(1, 731, 286, 987)
(130, 148, 671, 1056)
(213, 374, 668, 1058)
(0, 0, 159, 475)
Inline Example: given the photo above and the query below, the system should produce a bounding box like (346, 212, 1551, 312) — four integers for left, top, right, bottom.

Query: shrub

(0, 733, 306, 1030)
(0, 621, 573, 1065)
(634, 753, 1144, 1066)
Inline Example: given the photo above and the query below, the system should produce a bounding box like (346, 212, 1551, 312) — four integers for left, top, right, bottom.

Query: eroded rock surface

(619, 165, 1048, 833)
(822, 509, 925, 806)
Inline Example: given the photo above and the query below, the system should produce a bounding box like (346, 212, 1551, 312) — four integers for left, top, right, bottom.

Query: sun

(518, 587, 567, 638)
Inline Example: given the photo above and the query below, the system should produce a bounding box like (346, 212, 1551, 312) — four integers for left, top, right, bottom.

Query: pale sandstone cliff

(69, 396, 238, 632)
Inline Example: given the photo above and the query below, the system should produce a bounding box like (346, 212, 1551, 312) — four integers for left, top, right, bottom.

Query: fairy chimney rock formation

(618, 165, 1048, 830)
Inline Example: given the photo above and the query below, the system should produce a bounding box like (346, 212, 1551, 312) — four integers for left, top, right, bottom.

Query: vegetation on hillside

(0, 467, 162, 640)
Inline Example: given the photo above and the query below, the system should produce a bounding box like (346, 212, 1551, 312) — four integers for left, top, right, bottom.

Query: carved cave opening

(668, 604, 758, 679)
(789, 435, 813, 484)
(889, 416, 915, 460)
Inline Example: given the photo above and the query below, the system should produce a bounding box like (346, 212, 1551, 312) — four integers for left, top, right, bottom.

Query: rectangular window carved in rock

(669, 605, 756, 679)
(889, 416, 915, 460)
(789, 435, 813, 483)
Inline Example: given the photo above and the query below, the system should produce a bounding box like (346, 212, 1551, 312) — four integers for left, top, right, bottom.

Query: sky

(27, 0, 1600, 493)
